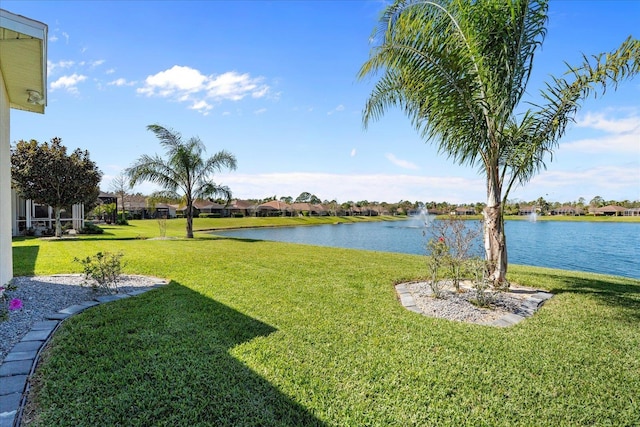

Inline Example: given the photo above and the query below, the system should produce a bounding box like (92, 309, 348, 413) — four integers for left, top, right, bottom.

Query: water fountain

(410, 204, 433, 228)
(528, 210, 538, 222)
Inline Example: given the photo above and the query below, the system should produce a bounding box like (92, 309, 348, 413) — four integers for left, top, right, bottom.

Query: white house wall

(0, 69, 13, 285)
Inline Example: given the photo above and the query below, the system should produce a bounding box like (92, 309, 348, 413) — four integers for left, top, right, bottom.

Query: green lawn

(13, 220, 640, 426)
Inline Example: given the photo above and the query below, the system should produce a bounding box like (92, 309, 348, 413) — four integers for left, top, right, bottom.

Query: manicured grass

(13, 224, 640, 426)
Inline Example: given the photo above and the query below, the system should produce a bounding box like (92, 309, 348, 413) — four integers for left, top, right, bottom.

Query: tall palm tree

(358, 0, 639, 284)
(126, 125, 237, 238)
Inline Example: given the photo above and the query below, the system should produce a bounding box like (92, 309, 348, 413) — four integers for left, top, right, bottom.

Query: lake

(213, 219, 640, 279)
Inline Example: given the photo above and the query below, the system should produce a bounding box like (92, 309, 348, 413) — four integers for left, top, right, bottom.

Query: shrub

(79, 222, 104, 234)
(425, 215, 482, 292)
(0, 282, 21, 322)
(199, 213, 221, 218)
(233, 213, 244, 218)
(74, 251, 125, 294)
(469, 257, 494, 307)
(426, 237, 449, 298)
(117, 213, 129, 225)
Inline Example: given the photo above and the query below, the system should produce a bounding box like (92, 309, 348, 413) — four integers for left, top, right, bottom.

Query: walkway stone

(0, 279, 167, 427)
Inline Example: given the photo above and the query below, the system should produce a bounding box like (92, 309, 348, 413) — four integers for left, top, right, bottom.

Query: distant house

(11, 189, 84, 236)
(153, 203, 177, 219)
(550, 205, 583, 216)
(98, 192, 118, 223)
(228, 199, 256, 217)
(370, 205, 391, 216)
(454, 206, 476, 216)
(174, 200, 227, 217)
(594, 205, 626, 216)
(257, 200, 291, 217)
(290, 203, 327, 216)
(518, 205, 539, 215)
(623, 207, 640, 217)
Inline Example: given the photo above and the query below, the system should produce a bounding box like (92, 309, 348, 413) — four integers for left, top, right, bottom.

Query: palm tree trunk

(483, 175, 507, 285)
(55, 207, 62, 238)
(186, 203, 194, 238)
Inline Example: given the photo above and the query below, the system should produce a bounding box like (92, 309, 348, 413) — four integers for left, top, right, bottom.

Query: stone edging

(395, 283, 553, 327)
(0, 280, 168, 427)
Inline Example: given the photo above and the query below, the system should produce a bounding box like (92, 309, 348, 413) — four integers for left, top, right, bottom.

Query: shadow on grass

(28, 282, 325, 426)
(12, 245, 39, 276)
(538, 272, 640, 323)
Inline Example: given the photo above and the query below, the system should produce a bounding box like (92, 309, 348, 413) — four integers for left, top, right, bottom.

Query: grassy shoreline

(11, 222, 640, 426)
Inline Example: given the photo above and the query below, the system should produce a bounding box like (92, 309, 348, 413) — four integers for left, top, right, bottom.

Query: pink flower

(8, 299, 23, 311)
(438, 237, 445, 242)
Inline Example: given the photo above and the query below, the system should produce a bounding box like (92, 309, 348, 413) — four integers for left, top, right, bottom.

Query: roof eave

(0, 9, 48, 114)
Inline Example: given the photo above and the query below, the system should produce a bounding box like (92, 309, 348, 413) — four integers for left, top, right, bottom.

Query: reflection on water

(214, 220, 640, 279)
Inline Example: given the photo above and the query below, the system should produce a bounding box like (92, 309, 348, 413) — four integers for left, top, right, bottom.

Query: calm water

(213, 219, 640, 279)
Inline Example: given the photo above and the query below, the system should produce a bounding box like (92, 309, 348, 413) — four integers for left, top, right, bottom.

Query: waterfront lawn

(13, 229, 640, 426)
(35, 215, 401, 240)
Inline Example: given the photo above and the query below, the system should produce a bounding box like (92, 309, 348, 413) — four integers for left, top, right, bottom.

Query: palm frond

(529, 35, 640, 161)
(125, 154, 180, 192)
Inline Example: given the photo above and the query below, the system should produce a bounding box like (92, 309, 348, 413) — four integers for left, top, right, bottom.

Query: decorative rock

(396, 281, 553, 327)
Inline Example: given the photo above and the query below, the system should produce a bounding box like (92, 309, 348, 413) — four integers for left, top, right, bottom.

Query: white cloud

(106, 68, 116, 75)
(189, 100, 213, 115)
(350, 148, 357, 157)
(90, 59, 105, 68)
(50, 74, 87, 93)
(47, 60, 75, 75)
(215, 172, 484, 203)
(139, 65, 207, 96)
(62, 32, 69, 44)
(576, 111, 639, 133)
(137, 66, 270, 113)
(327, 104, 345, 115)
(206, 71, 269, 100)
(108, 78, 137, 87)
(563, 111, 640, 153)
(254, 108, 267, 115)
(561, 133, 639, 153)
(49, 35, 58, 42)
(511, 164, 640, 202)
(385, 153, 419, 170)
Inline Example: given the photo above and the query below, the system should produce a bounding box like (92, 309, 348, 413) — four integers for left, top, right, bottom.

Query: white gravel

(405, 281, 528, 324)
(1, 275, 164, 362)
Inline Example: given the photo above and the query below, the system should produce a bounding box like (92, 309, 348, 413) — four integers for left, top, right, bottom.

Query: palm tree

(358, 0, 639, 283)
(126, 125, 237, 238)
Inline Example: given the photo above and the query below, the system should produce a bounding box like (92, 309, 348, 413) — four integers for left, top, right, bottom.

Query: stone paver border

(0, 280, 167, 427)
(395, 283, 553, 327)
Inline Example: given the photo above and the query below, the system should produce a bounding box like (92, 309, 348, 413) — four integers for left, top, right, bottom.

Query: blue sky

(6, 1, 640, 204)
